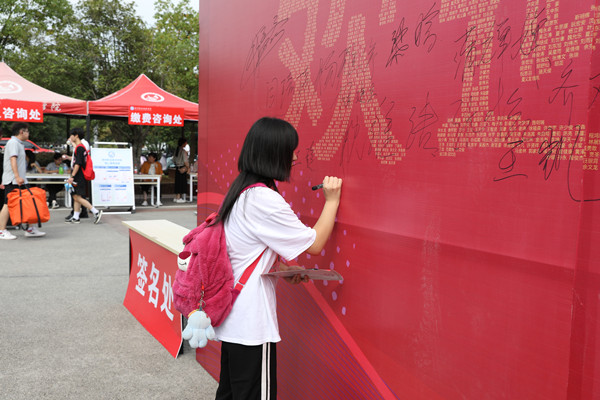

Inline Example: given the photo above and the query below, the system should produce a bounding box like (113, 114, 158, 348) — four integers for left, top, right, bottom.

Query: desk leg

(150, 186, 155, 206)
(189, 176, 194, 202)
(157, 179, 161, 207)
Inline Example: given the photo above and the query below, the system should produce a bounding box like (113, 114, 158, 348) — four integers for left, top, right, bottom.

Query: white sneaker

(25, 226, 46, 237)
(0, 230, 17, 240)
(51, 200, 59, 209)
(141, 200, 148, 206)
(156, 201, 162, 206)
(93, 210, 103, 225)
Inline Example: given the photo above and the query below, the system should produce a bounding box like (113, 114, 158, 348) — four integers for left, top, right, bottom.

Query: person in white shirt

(159, 153, 167, 171)
(213, 117, 342, 400)
(63, 136, 91, 220)
(65, 128, 102, 224)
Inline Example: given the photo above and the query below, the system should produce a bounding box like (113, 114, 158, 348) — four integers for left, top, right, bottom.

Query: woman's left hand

(278, 262, 309, 285)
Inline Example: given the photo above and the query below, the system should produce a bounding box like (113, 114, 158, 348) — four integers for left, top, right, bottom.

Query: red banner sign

(128, 106, 184, 127)
(123, 231, 182, 358)
(0, 100, 43, 123)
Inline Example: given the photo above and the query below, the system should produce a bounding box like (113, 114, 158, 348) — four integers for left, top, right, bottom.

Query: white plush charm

(182, 310, 216, 348)
(177, 251, 191, 271)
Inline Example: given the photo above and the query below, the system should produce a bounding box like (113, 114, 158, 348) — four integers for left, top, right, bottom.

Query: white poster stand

(91, 142, 135, 213)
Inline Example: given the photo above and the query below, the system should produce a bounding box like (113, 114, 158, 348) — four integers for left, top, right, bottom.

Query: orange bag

(7, 186, 50, 227)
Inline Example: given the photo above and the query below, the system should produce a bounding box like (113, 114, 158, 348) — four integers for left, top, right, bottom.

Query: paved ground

(0, 203, 219, 400)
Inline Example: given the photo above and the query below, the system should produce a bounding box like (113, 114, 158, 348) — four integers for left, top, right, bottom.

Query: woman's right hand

(306, 176, 343, 255)
(321, 176, 342, 203)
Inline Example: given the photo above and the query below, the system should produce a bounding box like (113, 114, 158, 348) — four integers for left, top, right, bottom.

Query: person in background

(65, 128, 102, 224)
(0, 150, 4, 210)
(64, 134, 90, 220)
(0, 122, 46, 239)
(190, 156, 198, 173)
(139, 152, 163, 206)
(25, 150, 42, 173)
(211, 117, 342, 400)
(45, 153, 70, 209)
(173, 137, 189, 203)
(159, 153, 168, 171)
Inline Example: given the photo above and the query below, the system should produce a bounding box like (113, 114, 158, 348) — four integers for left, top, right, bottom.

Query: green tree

(62, 0, 153, 159)
(1, 0, 200, 160)
(66, 0, 152, 99)
(0, 0, 73, 62)
(137, 0, 199, 160)
(1, 0, 78, 145)
(152, 0, 199, 102)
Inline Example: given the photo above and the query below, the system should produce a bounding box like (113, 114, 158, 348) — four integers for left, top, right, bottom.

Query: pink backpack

(172, 184, 266, 326)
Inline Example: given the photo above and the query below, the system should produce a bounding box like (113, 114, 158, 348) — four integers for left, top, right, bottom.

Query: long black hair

(216, 117, 298, 224)
(175, 137, 187, 158)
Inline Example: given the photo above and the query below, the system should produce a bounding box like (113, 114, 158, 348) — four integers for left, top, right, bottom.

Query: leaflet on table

(262, 269, 343, 281)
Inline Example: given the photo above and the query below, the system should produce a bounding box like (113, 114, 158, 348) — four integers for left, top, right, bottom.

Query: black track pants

(215, 341, 277, 400)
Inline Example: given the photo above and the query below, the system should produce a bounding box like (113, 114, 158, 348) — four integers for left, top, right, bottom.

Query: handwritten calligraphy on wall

(198, 1, 600, 399)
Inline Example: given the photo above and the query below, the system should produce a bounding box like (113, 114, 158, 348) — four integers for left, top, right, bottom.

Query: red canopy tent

(0, 62, 87, 116)
(87, 74, 199, 122)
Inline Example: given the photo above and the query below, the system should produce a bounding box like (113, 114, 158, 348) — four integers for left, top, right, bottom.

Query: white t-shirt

(214, 186, 316, 345)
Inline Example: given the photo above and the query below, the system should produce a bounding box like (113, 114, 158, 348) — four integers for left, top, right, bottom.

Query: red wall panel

(197, 1, 600, 398)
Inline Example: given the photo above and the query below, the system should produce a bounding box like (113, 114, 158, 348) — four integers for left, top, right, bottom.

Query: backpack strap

(233, 248, 267, 292)
(75, 144, 87, 165)
(231, 182, 269, 292)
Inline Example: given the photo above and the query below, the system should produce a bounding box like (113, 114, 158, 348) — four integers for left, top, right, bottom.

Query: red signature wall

(196, 1, 600, 399)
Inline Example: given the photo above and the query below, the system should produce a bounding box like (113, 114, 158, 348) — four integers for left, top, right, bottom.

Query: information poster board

(91, 147, 135, 207)
(197, 1, 600, 399)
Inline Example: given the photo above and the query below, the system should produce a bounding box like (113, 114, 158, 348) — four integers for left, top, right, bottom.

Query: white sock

(74, 211, 80, 219)
(90, 207, 98, 215)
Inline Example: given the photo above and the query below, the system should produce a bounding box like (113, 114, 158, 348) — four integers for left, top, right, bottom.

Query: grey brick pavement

(0, 205, 218, 400)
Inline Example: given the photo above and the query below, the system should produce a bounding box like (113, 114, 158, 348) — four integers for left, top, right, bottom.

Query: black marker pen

(311, 183, 323, 190)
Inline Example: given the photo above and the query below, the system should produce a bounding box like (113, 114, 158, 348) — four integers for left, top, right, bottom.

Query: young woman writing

(213, 117, 342, 400)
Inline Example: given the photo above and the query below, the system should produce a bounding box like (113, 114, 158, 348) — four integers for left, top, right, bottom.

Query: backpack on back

(172, 183, 266, 326)
(75, 144, 95, 181)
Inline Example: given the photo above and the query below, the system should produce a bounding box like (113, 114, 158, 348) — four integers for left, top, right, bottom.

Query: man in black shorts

(64, 128, 102, 224)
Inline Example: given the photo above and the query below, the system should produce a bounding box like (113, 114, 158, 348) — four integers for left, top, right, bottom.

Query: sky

(130, 0, 199, 24)
(67, 0, 199, 25)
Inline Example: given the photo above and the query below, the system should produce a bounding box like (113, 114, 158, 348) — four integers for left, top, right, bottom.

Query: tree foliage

(152, 0, 199, 102)
(145, 0, 199, 159)
(0, 0, 199, 161)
